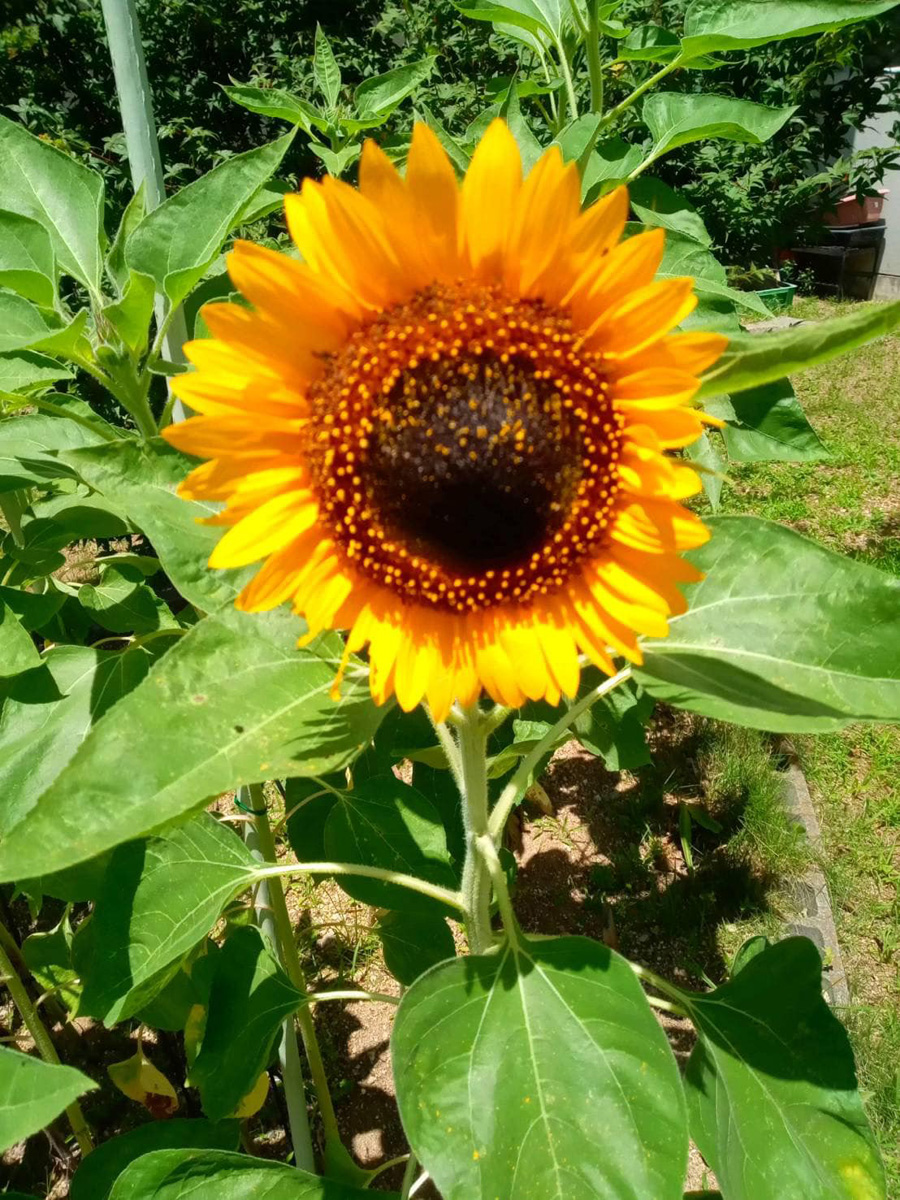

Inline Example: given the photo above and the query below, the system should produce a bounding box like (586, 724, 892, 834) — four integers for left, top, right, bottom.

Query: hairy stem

(598, 54, 685, 132)
(242, 788, 316, 1172)
(585, 0, 605, 114)
(630, 961, 691, 1014)
(0, 918, 93, 1157)
(456, 706, 494, 955)
(306, 990, 399, 1006)
(488, 666, 632, 841)
(555, 37, 581, 121)
(476, 834, 521, 951)
(399, 1152, 420, 1200)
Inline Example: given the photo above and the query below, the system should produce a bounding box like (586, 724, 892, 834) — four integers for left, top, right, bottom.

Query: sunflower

(163, 120, 726, 722)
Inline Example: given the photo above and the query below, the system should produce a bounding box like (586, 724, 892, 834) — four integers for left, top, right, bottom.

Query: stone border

(777, 739, 850, 1007)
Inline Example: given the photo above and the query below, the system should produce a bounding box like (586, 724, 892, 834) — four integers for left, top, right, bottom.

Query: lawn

(718, 296, 900, 1188)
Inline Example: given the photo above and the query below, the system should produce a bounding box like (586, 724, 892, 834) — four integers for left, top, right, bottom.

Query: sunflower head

(164, 120, 726, 722)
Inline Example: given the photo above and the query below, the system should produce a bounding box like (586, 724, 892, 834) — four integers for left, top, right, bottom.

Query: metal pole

(99, 0, 190, 420)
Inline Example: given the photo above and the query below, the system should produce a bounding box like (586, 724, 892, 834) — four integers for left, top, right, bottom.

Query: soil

(2, 710, 798, 1198)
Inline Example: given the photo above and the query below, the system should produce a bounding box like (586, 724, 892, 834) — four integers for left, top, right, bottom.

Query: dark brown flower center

(304, 282, 623, 614)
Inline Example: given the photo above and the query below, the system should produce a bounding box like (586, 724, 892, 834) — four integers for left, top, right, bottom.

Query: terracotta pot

(824, 189, 888, 227)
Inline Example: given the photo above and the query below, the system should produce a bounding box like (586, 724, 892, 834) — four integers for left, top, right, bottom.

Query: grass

(712, 296, 900, 1190)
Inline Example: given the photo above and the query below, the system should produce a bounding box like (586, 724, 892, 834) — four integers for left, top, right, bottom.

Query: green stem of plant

(476, 833, 521, 951)
(0, 918, 93, 1157)
(488, 666, 632, 841)
(598, 54, 684, 133)
(555, 37, 581, 122)
(307, 989, 398, 1005)
(257, 863, 464, 912)
(399, 1152, 420, 1200)
(630, 961, 691, 1013)
(585, 0, 605, 115)
(242, 788, 316, 1173)
(455, 706, 494, 955)
(249, 799, 349, 1159)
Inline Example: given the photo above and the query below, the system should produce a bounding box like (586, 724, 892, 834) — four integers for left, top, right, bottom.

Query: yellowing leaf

(108, 1046, 179, 1117)
(230, 1070, 269, 1118)
(184, 1003, 207, 1072)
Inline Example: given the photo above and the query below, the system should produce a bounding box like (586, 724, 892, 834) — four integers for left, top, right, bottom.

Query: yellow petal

(460, 119, 522, 279)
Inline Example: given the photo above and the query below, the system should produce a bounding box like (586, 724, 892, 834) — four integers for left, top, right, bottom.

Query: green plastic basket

(755, 283, 798, 314)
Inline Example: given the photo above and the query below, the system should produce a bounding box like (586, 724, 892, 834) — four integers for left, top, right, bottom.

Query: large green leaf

(0, 1047, 96, 1154)
(680, 938, 884, 1199)
(0, 291, 63, 355)
(78, 563, 179, 635)
(377, 910, 456, 986)
(454, 0, 572, 43)
(350, 58, 437, 126)
(0, 643, 161, 835)
(0, 582, 65, 632)
(324, 776, 458, 912)
(649, 227, 771, 317)
(70, 1119, 239, 1200)
(722, 379, 829, 462)
(314, 24, 343, 111)
(393, 934, 687, 1199)
(583, 137, 644, 201)
(221, 85, 326, 133)
(59, 438, 250, 610)
(698, 299, 900, 399)
(0, 210, 56, 306)
(190, 927, 302, 1120)
(0, 608, 383, 881)
(642, 92, 796, 159)
(0, 114, 105, 292)
(0, 350, 72, 395)
(74, 815, 258, 1025)
(109, 1150, 396, 1200)
(0, 598, 40, 677)
(629, 176, 711, 246)
(635, 516, 900, 731)
(126, 133, 294, 310)
(681, 0, 900, 58)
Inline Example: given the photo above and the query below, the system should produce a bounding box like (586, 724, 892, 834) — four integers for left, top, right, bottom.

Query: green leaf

(0, 291, 62, 355)
(618, 23, 682, 60)
(635, 516, 900, 732)
(0, 1048, 96, 1153)
(573, 676, 654, 770)
(78, 563, 178, 635)
(126, 133, 295, 311)
(74, 815, 257, 1026)
(0, 608, 383, 881)
(0, 410, 103, 489)
(416, 104, 471, 174)
(59, 438, 250, 610)
(455, 0, 572, 44)
(314, 24, 342, 111)
(190, 927, 302, 1120)
(629, 176, 711, 246)
(681, 0, 900, 58)
(324, 776, 457, 912)
(698, 299, 900, 399)
(0, 114, 105, 292)
(107, 184, 147, 295)
(723, 379, 829, 462)
(0, 210, 56, 306)
(284, 774, 342, 862)
(0, 350, 72, 396)
(392, 934, 687, 1199)
(0, 643, 161, 835)
(70, 1119, 239, 1200)
(647, 227, 771, 317)
(352, 58, 437, 122)
(680, 937, 885, 1199)
(582, 137, 643, 201)
(377, 910, 456, 986)
(310, 142, 362, 177)
(221, 85, 328, 133)
(22, 913, 80, 1012)
(103, 271, 156, 357)
(0, 582, 65, 631)
(0, 598, 40, 677)
(499, 80, 543, 173)
(109, 1149, 395, 1200)
(684, 429, 724, 511)
(642, 92, 797, 159)
(87, 823, 254, 1023)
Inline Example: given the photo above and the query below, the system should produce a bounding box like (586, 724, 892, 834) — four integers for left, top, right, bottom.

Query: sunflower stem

(242, 787, 317, 1172)
(585, 0, 605, 115)
(0, 917, 94, 1157)
(597, 54, 685, 133)
(487, 666, 632, 842)
(455, 705, 494, 955)
(256, 863, 464, 912)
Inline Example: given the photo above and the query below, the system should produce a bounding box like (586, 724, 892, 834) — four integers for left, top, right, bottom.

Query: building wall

(851, 68, 900, 297)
